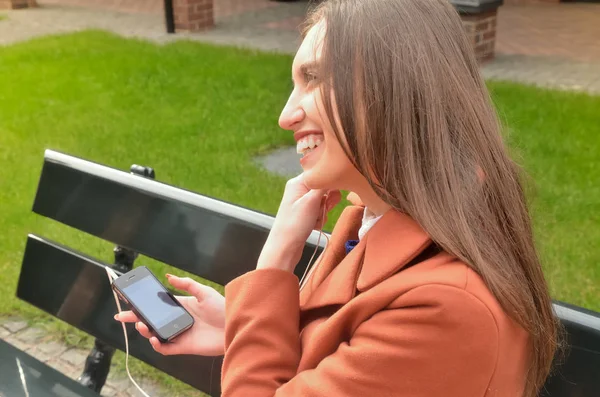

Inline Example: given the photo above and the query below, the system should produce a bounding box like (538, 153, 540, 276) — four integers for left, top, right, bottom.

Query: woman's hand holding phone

(115, 174, 340, 356)
(115, 274, 225, 356)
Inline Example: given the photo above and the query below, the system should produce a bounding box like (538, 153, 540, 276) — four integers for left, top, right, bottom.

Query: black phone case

(112, 277, 193, 343)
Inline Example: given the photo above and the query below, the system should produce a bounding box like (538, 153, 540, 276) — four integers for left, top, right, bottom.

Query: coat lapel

(356, 210, 431, 291)
(300, 204, 363, 310)
(300, 193, 433, 311)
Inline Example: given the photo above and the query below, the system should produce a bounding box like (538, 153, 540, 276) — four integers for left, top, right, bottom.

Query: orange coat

(222, 196, 530, 396)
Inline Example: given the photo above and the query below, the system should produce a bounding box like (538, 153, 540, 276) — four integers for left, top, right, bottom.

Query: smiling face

(279, 20, 361, 191)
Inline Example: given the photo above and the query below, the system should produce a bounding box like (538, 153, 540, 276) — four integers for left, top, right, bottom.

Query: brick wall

(173, 0, 214, 32)
(460, 10, 498, 63)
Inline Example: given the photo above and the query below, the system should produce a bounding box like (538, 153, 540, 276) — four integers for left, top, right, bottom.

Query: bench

(2, 149, 324, 396)
(1, 149, 599, 396)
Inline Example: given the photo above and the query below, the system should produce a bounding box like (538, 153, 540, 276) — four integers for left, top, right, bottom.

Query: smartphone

(112, 266, 194, 343)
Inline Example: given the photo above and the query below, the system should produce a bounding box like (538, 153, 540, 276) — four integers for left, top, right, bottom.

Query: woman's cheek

(306, 152, 347, 190)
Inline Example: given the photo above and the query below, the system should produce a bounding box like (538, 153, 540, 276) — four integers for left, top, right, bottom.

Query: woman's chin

(302, 168, 333, 191)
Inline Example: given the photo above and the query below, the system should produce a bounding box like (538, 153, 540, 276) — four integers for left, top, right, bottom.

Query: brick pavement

(1, 3, 599, 94)
(482, 53, 600, 93)
(39, 0, 164, 15)
(497, 4, 600, 63)
(33, 0, 600, 65)
(38, 0, 278, 20)
(0, 316, 172, 397)
(0, 3, 306, 52)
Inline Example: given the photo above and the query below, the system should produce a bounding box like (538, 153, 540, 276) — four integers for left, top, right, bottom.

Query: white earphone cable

(105, 267, 152, 397)
(105, 194, 330, 394)
(299, 198, 330, 291)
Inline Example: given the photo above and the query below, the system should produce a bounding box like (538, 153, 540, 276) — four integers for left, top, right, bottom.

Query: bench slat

(17, 236, 600, 397)
(33, 150, 324, 285)
(17, 234, 223, 396)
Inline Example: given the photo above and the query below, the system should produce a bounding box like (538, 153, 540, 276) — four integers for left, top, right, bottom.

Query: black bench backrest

(32, 150, 324, 284)
(18, 234, 225, 395)
(17, 149, 325, 396)
(541, 301, 600, 397)
(17, 150, 600, 396)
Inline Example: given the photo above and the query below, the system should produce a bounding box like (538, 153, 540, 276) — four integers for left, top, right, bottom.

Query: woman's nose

(279, 102, 305, 131)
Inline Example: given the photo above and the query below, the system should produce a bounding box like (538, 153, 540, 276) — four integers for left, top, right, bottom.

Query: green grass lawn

(0, 31, 598, 394)
(488, 81, 600, 311)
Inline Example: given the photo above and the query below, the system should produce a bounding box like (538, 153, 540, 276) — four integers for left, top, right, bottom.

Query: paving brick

(127, 383, 157, 397)
(126, 380, 164, 397)
(60, 347, 89, 367)
(1, 319, 28, 333)
(100, 384, 119, 397)
(106, 373, 133, 393)
(46, 357, 77, 376)
(38, 0, 277, 20)
(0, 326, 11, 339)
(28, 346, 53, 363)
(68, 365, 84, 380)
(496, 4, 600, 64)
(37, 340, 69, 357)
(14, 326, 46, 344)
(481, 54, 600, 95)
(3, 2, 595, 95)
(4, 334, 33, 352)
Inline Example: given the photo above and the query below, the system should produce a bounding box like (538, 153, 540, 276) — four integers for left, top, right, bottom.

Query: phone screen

(122, 275, 187, 329)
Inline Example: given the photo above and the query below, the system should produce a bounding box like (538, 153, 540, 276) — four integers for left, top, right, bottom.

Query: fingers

(114, 312, 151, 333)
(299, 188, 328, 206)
(148, 336, 189, 356)
(319, 190, 341, 212)
(166, 275, 208, 301)
(325, 190, 342, 210)
(135, 322, 153, 339)
(315, 216, 328, 230)
(114, 313, 153, 340)
(114, 311, 140, 323)
(314, 190, 340, 229)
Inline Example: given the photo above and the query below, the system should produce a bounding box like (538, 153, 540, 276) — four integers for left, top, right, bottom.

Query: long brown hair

(304, 0, 560, 396)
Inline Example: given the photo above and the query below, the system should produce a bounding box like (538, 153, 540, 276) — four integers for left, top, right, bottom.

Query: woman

(116, 0, 559, 396)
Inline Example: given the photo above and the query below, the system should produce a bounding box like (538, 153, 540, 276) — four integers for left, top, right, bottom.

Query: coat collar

(300, 193, 431, 311)
(357, 208, 431, 291)
(299, 204, 364, 309)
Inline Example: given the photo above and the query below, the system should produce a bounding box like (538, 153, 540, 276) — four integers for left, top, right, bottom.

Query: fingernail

(114, 314, 119, 320)
(166, 273, 173, 278)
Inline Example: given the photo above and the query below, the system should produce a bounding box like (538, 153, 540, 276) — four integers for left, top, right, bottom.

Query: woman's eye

(304, 71, 318, 84)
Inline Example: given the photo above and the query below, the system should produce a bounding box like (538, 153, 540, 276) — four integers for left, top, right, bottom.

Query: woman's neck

(354, 187, 392, 217)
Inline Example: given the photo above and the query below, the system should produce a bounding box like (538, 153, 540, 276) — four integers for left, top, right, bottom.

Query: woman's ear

(476, 165, 486, 182)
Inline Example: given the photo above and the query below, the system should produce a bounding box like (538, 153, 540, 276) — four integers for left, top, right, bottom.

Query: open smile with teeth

(296, 134, 324, 157)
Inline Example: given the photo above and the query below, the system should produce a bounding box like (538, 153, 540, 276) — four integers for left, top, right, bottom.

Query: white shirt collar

(358, 207, 383, 240)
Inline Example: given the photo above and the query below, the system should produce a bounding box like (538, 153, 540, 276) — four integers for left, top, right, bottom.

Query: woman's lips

(296, 133, 324, 155)
(300, 140, 324, 166)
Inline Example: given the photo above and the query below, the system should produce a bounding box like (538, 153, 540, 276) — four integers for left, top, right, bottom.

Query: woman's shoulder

(383, 255, 526, 340)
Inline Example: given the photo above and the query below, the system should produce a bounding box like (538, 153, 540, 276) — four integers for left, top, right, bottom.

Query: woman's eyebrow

(299, 61, 319, 75)
(292, 61, 320, 85)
